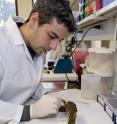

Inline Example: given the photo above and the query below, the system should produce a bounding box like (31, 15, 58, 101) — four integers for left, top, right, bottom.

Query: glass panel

(0, 0, 16, 25)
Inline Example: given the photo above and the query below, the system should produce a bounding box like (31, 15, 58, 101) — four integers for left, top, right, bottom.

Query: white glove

(30, 94, 62, 119)
(47, 91, 68, 106)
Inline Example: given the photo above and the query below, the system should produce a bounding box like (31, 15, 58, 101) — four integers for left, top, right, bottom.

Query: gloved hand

(46, 91, 68, 106)
(30, 94, 62, 119)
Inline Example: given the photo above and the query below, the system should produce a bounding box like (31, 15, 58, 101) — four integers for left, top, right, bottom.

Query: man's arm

(0, 61, 24, 123)
(0, 61, 4, 82)
(0, 100, 24, 124)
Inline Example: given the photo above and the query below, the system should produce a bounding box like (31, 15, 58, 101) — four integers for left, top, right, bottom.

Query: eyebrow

(51, 31, 64, 41)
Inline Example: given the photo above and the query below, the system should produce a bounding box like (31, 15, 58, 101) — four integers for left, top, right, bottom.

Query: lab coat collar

(4, 16, 34, 63)
(4, 16, 25, 46)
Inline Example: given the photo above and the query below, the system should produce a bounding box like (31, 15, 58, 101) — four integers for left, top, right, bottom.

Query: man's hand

(30, 94, 62, 119)
(46, 91, 68, 106)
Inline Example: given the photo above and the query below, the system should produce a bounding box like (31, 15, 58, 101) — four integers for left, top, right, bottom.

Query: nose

(49, 40, 59, 50)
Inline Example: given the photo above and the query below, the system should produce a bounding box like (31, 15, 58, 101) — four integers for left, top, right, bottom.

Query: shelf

(76, 1, 117, 30)
(96, 1, 117, 17)
(41, 72, 78, 82)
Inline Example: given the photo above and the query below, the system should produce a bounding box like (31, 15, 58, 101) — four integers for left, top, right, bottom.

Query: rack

(76, 1, 117, 30)
(97, 91, 117, 124)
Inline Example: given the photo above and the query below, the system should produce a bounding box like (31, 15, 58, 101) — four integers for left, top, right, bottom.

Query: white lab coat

(0, 16, 46, 124)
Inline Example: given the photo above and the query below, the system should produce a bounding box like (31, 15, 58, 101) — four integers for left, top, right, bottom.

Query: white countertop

(21, 89, 113, 124)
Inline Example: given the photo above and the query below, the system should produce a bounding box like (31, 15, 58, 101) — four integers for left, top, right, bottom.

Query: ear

(28, 12, 39, 28)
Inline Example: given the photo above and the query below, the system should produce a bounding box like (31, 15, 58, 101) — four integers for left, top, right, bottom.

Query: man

(0, 0, 76, 123)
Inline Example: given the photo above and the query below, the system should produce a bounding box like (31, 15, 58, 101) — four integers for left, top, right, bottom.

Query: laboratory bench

(41, 71, 78, 82)
(20, 89, 113, 124)
(40, 70, 81, 92)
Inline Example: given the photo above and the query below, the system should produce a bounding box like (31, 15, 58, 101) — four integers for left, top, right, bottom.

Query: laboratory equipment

(97, 90, 117, 124)
(95, 48, 114, 77)
(87, 48, 96, 73)
(86, 47, 114, 77)
(81, 74, 113, 99)
(54, 56, 73, 73)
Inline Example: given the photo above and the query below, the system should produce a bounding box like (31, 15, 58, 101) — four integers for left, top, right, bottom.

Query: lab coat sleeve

(31, 83, 45, 100)
(0, 100, 24, 124)
(31, 54, 47, 100)
(0, 61, 4, 81)
(0, 62, 24, 124)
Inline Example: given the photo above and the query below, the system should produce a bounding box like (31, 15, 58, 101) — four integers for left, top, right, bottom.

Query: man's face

(28, 15, 69, 55)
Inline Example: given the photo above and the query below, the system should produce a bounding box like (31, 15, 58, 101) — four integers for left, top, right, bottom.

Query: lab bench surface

(20, 89, 113, 124)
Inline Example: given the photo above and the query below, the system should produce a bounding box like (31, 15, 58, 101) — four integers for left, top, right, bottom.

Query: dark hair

(26, 0, 77, 33)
